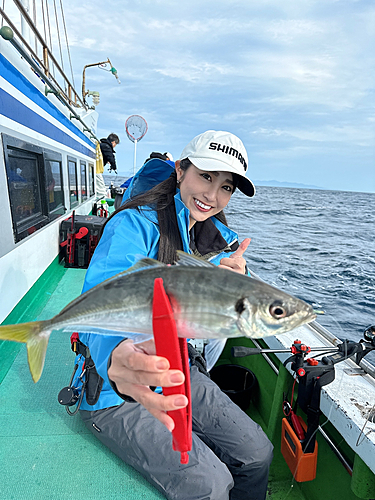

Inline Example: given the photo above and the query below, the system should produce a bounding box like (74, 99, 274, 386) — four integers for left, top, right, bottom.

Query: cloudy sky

(54, 1, 375, 192)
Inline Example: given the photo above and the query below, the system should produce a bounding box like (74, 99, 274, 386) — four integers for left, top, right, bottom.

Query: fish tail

(0, 321, 51, 383)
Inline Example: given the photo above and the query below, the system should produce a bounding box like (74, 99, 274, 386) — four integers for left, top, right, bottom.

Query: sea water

(105, 175, 375, 356)
(226, 186, 375, 354)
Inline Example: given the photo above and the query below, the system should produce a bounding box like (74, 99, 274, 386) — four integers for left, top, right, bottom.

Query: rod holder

(45, 86, 60, 97)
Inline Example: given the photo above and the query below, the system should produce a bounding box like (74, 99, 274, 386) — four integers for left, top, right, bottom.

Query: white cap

(165, 152, 174, 161)
(179, 130, 255, 197)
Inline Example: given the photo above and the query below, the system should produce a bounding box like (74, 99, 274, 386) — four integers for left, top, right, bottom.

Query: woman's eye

(201, 173, 211, 181)
(223, 185, 233, 193)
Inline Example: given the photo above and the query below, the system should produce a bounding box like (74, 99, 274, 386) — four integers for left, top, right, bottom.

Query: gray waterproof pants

(80, 366, 273, 500)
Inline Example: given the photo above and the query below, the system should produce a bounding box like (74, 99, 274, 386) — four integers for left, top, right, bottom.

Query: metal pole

(133, 139, 137, 176)
(20, 0, 31, 47)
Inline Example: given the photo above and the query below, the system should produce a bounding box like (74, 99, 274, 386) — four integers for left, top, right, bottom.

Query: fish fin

(176, 251, 216, 268)
(0, 321, 50, 383)
(26, 332, 50, 383)
(59, 257, 167, 316)
(129, 256, 166, 272)
(104, 256, 165, 279)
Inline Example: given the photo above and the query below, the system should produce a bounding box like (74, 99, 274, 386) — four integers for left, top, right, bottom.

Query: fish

(0, 251, 316, 382)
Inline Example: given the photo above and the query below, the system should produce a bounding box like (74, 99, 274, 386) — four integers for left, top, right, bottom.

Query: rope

(41, 0, 47, 45)
(59, 0, 75, 88)
(52, 0, 64, 74)
(45, 0, 54, 76)
(32, 0, 37, 54)
(1, 0, 5, 28)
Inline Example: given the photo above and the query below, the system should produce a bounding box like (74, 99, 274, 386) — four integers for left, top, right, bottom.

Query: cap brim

(188, 156, 256, 197)
(237, 176, 256, 197)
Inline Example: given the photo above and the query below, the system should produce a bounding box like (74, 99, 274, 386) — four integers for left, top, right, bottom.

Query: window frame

(80, 160, 88, 202)
(44, 150, 65, 218)
(2, 134, 66, 243)
(67, 156, 79, 208)
(88, 163, 95, 197)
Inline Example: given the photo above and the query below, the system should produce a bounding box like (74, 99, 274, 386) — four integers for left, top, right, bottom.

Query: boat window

(68, 157, 79, 208)
(2, 134, 65, 243)
(89, 163, 95, 197)
(45, 158, 65, 218)
(80, 161, 88, 201)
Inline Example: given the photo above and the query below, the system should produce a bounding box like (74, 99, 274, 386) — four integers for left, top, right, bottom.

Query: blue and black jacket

(75, 159, 241, 411)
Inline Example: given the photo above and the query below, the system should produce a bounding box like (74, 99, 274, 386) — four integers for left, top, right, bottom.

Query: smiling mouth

(194, 198, 213, 211)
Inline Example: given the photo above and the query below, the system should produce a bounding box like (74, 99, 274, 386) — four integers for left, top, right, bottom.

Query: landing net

(125, 115, 148, 143)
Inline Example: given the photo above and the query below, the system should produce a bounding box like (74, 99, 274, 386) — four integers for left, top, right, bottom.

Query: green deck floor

(0, 263, 307, 500)
(0, 267, 164, 500)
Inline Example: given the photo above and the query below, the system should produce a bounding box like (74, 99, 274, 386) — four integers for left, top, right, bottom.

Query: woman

(77, 130, 273, 500)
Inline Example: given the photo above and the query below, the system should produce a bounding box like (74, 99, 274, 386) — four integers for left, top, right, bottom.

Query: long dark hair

(102, 159, 234, 264)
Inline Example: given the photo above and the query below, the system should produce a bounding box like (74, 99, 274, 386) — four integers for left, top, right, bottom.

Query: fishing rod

(232, 325, 375, 370)
(231, 326, 375, 461)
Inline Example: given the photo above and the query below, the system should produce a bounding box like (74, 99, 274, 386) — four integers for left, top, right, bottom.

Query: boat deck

(0, 265, 165, 500)
(0, 259, 369, 499)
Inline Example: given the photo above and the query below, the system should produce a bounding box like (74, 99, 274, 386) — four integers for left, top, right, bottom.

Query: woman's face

(175, 162, 234, 229)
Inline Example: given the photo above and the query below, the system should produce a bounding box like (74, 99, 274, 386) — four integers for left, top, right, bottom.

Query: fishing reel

(363, 325, 375, 345)
(232, 324, 375, 370)
(231, 326, 375, 425)
(232, 325, 375, 476)
(232, 326, 375, 412)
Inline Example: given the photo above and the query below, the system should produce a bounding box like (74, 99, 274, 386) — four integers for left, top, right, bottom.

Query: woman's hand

(108, 339, 188, 432)
(218, 237, 251, 274)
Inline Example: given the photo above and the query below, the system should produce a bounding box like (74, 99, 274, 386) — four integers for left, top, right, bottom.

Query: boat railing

(249, 268, 375, 379)
(0, 0, 86, 111)
(310, 320, 375, 379)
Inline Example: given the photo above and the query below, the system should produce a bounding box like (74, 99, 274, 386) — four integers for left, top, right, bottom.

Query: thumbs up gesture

(218, 238, 251, 275)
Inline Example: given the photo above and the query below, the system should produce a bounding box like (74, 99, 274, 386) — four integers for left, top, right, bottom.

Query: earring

(176, 180, 180, 185)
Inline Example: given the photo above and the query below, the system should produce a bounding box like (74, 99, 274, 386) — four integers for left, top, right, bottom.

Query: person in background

(96, 133, 120, 198)
(76, 130, 273, 500)
(144, 151, 174, 165)
(100, 133, 120, 172)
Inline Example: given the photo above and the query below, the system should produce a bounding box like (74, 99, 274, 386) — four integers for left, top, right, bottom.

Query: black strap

(302, 370, 333, 453)
(71, 337, 104, 406)
(71, 338, 89, 357)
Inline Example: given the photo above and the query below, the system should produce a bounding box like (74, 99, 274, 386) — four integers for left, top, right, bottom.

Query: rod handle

(231, 347, 262, 357)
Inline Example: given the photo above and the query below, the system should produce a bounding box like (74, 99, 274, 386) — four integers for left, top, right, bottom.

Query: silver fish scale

(53, 266, 242, 337)
(48, 265, 315, 340)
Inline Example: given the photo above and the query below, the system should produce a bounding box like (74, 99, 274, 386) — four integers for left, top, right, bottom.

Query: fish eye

(269, 301, 288, 319)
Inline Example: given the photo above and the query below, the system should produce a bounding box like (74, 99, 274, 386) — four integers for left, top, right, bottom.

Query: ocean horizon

(227, 186, 374, 362)
(103, 174, 374, 195)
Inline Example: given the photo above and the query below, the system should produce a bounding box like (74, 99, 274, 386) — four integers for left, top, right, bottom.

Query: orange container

(281, 416, 318, 482)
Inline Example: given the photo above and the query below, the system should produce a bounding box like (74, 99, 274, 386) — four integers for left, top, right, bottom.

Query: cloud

(52, 0, 375, 191)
